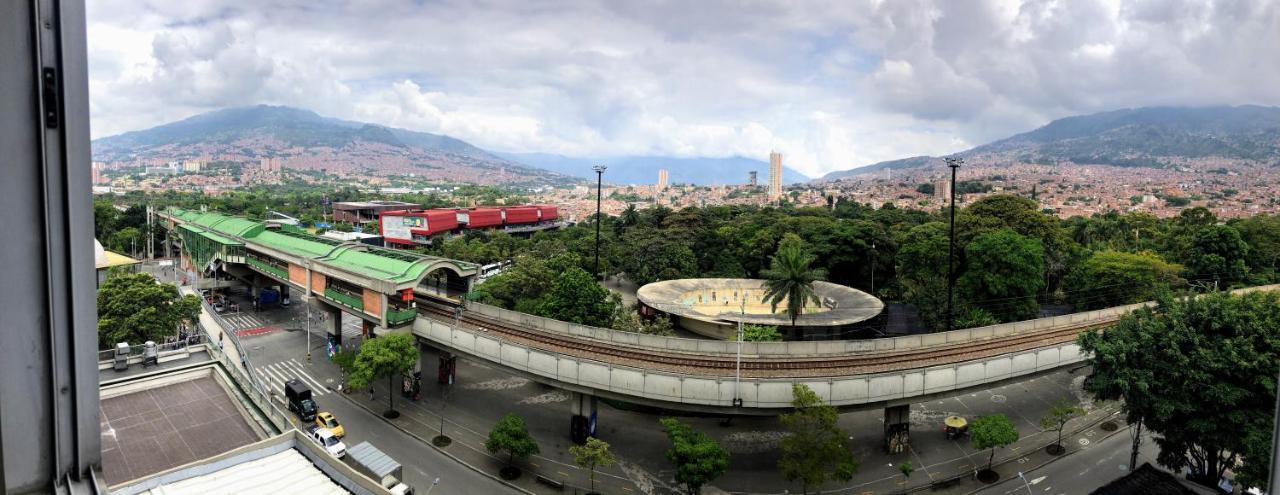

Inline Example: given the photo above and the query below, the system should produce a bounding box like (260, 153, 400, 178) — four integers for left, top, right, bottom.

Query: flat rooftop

(100, 374, 262, 486)
(637, 278, 884, 327)
(136, 448, 346, 495)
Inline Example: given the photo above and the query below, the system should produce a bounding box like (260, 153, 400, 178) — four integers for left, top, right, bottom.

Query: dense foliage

(97, 272, 201, 349)
(970, 414, 1019, 472)
(99, 187, 1280, 333)
(1080, 291, 1280, 491)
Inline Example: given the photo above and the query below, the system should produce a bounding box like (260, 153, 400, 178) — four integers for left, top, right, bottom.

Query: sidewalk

(341, 367, 634, 495)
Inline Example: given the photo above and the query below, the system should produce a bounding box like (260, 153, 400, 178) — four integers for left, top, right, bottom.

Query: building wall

(310, 272, 326, 296)
(288, 263, 307, 287)
(362, 288, 382, 317)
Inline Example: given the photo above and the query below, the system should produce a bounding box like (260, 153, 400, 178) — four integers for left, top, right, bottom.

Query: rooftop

(637, 278, 884, 327)
(167, 208, 476, 284)
(100, 371, 264, 486)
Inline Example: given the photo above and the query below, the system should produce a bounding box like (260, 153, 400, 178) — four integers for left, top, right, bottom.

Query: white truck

(346, 441, 413, 495)
(306, 425, 347, 459)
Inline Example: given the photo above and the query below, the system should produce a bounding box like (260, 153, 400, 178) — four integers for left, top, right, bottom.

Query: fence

(97, 339, 198, 363)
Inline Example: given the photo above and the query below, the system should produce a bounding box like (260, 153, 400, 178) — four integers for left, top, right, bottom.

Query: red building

(380, 209, 459, 246)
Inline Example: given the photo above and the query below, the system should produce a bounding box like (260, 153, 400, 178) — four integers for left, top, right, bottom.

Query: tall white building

(657, 168, 669, 192)
(769, 151, 783, 201)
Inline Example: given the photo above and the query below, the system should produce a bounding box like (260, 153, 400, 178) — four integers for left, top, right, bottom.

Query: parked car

(307, 425, 347, 459)
(315, 411, 345, 438)
(213, 301, 225, 312)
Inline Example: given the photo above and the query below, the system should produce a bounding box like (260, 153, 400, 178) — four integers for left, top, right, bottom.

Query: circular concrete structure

(636, 278, 884, 340)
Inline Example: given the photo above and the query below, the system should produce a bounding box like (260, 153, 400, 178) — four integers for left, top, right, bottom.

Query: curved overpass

(413, 285, 1278, 414)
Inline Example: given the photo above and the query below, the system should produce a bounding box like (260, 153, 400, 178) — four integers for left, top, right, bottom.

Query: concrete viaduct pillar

(570, 391, 598, 444)
(884, 404, 910, 454)
(326, 304, 343, 347)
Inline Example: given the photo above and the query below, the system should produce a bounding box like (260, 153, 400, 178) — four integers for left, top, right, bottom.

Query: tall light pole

(733, 298, 745, 408)
(945, 157, 962, 332)
(592, 164, 607, 281)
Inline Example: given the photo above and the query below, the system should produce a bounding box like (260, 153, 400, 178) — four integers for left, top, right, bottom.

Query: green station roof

(167, 208, 474, 285)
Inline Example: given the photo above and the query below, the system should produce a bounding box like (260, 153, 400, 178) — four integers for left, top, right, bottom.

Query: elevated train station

(159, 208, 478, 342)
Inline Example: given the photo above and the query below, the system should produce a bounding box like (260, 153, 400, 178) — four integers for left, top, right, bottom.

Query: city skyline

(84, 0, 1280, 177)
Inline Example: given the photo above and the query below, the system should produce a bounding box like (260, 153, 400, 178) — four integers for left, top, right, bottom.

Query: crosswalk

(256, 359, 332, 397)
(222, 313, 267, 330)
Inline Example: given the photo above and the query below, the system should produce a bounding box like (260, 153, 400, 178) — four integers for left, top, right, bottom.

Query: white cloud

(86, 0, 1280, 177)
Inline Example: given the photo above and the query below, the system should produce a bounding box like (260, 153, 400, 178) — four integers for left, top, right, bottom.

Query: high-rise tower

(748, 170, 758, 187)
(769, 151, 783, 201)
(657, 168, 669, 192)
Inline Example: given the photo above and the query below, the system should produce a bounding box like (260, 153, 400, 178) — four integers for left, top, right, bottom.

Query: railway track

(415, 297, 1106, 378)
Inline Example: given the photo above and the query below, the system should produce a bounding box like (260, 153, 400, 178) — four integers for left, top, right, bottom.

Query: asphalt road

(976, 424, 1162, 495)
(244, 325, 517, 495)
(228, 295, 1127, 495)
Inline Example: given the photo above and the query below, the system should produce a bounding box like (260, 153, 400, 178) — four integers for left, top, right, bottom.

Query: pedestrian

(218, 340, 225, 353)
(369, 388, 375, 401)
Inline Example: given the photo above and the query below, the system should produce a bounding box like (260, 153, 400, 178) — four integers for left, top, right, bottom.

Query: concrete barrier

(456, 285, 1280, 363)
(416, 318, 1092, 410)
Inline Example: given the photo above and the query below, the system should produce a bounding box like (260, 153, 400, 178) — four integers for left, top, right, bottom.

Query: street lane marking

(278, 359, 329, 392)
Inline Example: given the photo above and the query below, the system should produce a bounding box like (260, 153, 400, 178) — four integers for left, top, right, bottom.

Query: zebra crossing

(256, 359, 332, 397)
(221, 313, 267, 331)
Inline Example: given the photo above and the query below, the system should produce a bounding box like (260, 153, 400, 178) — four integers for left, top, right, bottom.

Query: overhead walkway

(159, 208, 478, 330)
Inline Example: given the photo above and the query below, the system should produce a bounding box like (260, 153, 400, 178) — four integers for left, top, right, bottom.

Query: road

(249, 334, 517, 495)
(976, 424, 1160, 495)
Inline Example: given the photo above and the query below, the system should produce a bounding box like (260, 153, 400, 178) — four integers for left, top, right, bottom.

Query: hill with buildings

(821, 105, 1280, 181)
(499, 152, 810, 186)
(91, 105, 572, 186)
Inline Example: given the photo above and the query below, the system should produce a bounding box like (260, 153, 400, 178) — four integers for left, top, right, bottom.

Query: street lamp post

(592, 164, 607, 281)
(945, 157, 962, 332)
(733, 299, 745, 408)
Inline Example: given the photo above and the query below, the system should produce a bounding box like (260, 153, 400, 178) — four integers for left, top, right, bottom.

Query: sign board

(382, 215, 424, 241)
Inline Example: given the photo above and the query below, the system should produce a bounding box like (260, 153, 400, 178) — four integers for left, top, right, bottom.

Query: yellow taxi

(315, 411, 345, 438)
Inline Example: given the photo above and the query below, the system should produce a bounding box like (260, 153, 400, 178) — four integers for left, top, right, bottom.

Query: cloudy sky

(86, 0, 1280, 177)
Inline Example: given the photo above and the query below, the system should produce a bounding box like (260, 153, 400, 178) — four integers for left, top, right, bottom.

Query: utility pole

(733, 298, 745, 408)
(945, 157, 962, 333)
(870, 241, 876, 295)
(592, 164, 607, 281)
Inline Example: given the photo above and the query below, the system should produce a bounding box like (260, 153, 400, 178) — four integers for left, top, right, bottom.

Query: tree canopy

(958, 229, 1045, 322)
(485, 413, 540, 467)
(762, 234, 827, 326)
(778, 384, 858, 493)
(97, 272, 200, 349)
(570, 437, 616, 494)
(1080, 290, 1280, 491)
(1064, 250, 1183, 310)
(970, 414, 1019, 472)
(659, 418, 730, 495)
(347, 332, 418, 414)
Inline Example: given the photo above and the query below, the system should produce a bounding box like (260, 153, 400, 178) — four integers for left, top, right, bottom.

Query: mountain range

(498, 152, 809, 186)
(92, 105, 806, 187)
(92, 105, 571, 186)
(821, 105, 1280, 181)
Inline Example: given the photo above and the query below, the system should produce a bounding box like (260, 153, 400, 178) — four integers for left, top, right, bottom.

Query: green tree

(1064, 250, 1183, 310)
(538, 266, 617, 327)
(658, 418, 730, 495)
(347, 332, 418, 417)
(959, 229, 1045, 322)
(570, 437, 615, 494)
(97, 273, 200, 348)
(896, 222, 952, 331)
(740, 324, 783, 342)
(1079, 291, 1280, 491)
(485, 413, 540, 470)
(1038, 401, 1083, 454)
(613, 311, 675, 336)
(971, 414, 1019, 473)
(1233, 214, 1280, 281)
(1185, 224, 1250, 285)
(778, 384, 858, 493)
(761, 234, 827, 326)
(108, 226, 143, 255)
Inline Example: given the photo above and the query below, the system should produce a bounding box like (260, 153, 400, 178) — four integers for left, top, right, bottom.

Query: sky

(86, 0, 1280, 177)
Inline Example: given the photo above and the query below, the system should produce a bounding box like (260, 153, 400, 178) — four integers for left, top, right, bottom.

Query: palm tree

(761, 234, 826, 326)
